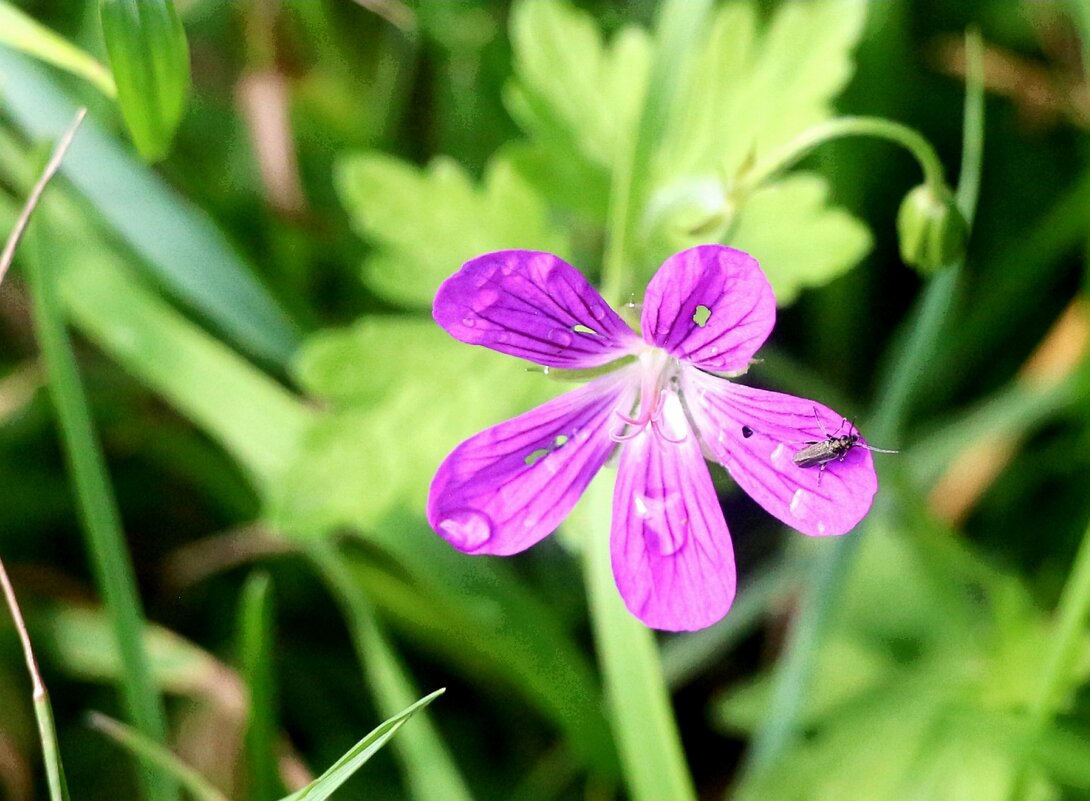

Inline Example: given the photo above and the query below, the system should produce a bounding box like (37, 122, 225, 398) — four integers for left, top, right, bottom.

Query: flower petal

(611, 393, 736, 631)
(434, 250, 641, 369)
(428, 371, 636, 555)
(641, 245, 775, 372)
(683, 369, 877, 537)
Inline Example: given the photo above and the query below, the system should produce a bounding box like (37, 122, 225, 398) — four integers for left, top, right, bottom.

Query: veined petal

(611, 392, 736, 631)
(683, 369, 877, 537)
(641, 245, 775, 373)
(434, 250, 641, 369)
(428, 371, 636, 556)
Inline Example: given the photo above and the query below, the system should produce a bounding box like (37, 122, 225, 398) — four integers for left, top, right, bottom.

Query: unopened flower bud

(896, 184, 968, 274)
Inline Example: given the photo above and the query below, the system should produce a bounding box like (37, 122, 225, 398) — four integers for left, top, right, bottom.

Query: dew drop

(472, 288, 500, 310)
(634, 492, 686, 555)
(461, 316, 477, 328)
(500, 261, 515, 276)
(817, 521, 828, 535)
(548, 329, 573, 347)
(589, 304, 607, 321)
(789, 488, 807, 518)
(438, 509, 494, 550)
(770, 443, 785, 461)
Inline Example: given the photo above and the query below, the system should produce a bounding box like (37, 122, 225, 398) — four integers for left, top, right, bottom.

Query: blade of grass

(739, 29, 986, 781)
(26, 216, 176, 801)
(279, 689, 445, 801)
(0, 48, 300, 364)
(308, 541, 473, 801)
(0, 558, 70, 801)
(0, 1, 115, 96)
(88, 713, 230, 801)
(238, 573, 282, 801)
(571, 473, 697, 801)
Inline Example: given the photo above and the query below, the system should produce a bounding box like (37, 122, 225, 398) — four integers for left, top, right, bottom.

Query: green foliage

(99, 0, 190, 161)
(0, 0, 115, 96)
(0, 49, 299, 363)
(336, 152, 568, 307)
(5, 3, 1090, 801)
(720, 528, 1087, 801)
(270, 318, 547, 536)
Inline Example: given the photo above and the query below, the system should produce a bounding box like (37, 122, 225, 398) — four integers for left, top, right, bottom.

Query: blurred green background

(2, 1, 1090, 800)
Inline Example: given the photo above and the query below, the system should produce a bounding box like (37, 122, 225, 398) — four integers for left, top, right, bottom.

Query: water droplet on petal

(589, 304, 607, 320)
(497, 331, 510, 343)
(438, 509, 494, 550)
(500, 261, 515, 276)
(548, 329, 573, 347)
(461, 316, 477, 328)
(789, 488, 807, 518)
(770, 443, 785, 462)
(473, 288, 500, 310)
(817, 521, 827, 535)
(634, 492, 686, 555)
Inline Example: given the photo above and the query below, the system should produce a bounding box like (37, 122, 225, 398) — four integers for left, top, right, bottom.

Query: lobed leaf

(335, 152, 567, 307)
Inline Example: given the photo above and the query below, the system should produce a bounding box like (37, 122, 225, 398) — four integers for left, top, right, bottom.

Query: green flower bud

(896, 184, 969, 275)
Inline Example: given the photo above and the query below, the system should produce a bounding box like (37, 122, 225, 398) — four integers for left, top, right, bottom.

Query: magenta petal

(428, 372, 636, 555)
(433, 250, 641, 369)
(683, 369, 877, 537)
(611, 394, 736, 631)
(641, 245, 776, 373)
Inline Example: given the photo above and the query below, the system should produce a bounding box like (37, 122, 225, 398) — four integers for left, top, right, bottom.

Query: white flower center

(611, 348, 687, 443)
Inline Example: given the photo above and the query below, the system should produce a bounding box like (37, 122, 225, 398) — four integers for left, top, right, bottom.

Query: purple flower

(427, 246, 878, 631)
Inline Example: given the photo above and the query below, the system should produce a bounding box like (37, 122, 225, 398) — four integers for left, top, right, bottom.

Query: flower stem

(573, 474, 697, 801)
(737, 115, 948, 200)
(0, 557, 70, 801)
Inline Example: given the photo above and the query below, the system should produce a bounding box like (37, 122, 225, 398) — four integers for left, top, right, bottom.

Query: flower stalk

(735, 115, 948, 200)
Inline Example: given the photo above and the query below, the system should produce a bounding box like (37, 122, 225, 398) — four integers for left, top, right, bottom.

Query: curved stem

(738, 115, 948, 199)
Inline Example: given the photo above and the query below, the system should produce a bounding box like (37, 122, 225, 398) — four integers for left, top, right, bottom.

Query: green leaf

(99, 0, 190, 161)
(279, 689, 445, 801)
(658, 0, 867, 179)
(335, 151, 567, 307)
(0, 1, 115, 96)
(645, 0, 870, 298)
(270, 318, 548, 535)
(728, 173, 872, 304)
(34, 605, 236, 703)
(506, 0, 651, 169)
(502, 0, 651, 220)
(58, 252, 312, 494)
